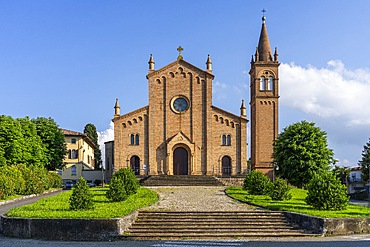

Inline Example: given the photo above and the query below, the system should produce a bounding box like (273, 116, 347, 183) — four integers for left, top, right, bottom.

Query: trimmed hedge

(0, 164, 62, 200)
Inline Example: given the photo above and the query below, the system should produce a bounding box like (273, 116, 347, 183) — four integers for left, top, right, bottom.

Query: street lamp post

(273, 162, 279, 182)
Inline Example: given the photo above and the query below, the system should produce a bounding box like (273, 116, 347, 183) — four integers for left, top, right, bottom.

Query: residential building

(61, 129, 96, 185)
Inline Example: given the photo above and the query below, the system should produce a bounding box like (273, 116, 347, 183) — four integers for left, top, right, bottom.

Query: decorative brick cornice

(112, 106, 149, 122)
(146, 59, 214, 79)
(211, 106, 248, 123)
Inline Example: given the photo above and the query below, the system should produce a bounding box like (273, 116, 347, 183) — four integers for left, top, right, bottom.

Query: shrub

(269, 178, 292, 201)
(48, 172, 62, 188)
(0, 165, 25, 197)
(69, 177, 94, 210)
(106, 168, 139, 202)
(106, 176, 127, 202)
(17, 164, 45, 195)
(305, 172, 349, 210)
(114, 168, 139, 196)
(243, 170, 272, 195)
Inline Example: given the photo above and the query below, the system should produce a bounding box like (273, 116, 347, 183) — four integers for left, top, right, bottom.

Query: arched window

(71, 165, 76, 176)
(130, 134, 135, 145)
(267, 76, 274, 90)
(222, 156, 232, 176)
(135, 134, 139, 145)
(71, 149, 78, 159)
(222, 135, 227, 146)
(227, 135, 231, 146)
(260, 76, 266, 90)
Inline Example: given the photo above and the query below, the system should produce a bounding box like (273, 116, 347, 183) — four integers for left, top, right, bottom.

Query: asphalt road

(0, 189, 63, 215)
(0, 237, 370, 247)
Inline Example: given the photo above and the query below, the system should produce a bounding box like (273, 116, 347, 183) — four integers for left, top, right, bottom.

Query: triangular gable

(167, 131, 193, 145)
(147, 59, 214, 79)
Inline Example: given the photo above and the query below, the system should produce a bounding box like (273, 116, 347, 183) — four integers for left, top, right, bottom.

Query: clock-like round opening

(171, 96, 189, 113)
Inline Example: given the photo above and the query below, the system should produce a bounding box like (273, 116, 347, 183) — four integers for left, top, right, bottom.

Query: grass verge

(6, 187, 158, 219)
(226, 186, 370, 218)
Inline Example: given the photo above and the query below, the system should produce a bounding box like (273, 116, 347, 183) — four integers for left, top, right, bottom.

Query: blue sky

(1, 1, 370, 168)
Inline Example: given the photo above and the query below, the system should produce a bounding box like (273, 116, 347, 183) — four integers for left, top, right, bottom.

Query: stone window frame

(221, 134, 231, 146)
(130, 133, 140, 146)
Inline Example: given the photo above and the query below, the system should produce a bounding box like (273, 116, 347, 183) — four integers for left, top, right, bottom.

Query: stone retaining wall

(0, 211, 138, 241)
(284, 211, 370, 236)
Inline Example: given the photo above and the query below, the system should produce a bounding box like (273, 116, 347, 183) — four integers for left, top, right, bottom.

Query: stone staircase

(122, 211, 317, 240)
(140, 175, 224, 186)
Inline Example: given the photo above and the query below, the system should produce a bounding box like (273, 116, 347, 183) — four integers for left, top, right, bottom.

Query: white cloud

(280, 61, 370, 126)
(98, 122, 114, 168)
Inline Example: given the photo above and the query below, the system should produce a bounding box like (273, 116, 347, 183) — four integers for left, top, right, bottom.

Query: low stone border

(284, 211, 370, 236)
(0, 211, 138, 241)
(225, 190, 370, 236)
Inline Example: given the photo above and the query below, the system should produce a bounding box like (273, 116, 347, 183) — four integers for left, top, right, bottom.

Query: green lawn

(6, 187, 158, 219)
(226, 186, 370, 218)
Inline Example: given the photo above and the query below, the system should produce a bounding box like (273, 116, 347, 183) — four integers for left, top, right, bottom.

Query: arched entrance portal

(222, 156, 232, 176)
(130, 156, 140, 175)
(173, 147, 188, 175)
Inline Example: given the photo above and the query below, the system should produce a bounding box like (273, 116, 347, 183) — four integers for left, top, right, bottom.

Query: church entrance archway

(130, 155, 140, 175)
(222, 156, 232, 176)
(173, 147, 188, 175)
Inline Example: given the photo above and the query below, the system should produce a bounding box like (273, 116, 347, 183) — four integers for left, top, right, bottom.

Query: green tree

(305, 172, 349, 210)
(332, 165, 350, 186)
(273, 121, 335, 188)
(0, 115, 24, 166)
(32, 117, 67, 170)
(69, 177, 94, 210)
(16, 117, 46, 167)
(83, 123, 101, 169)
(359, 138, 370, 183)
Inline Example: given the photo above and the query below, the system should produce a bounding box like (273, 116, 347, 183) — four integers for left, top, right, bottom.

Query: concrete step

(122, 232, 317, 240)
(124, 211, 317, 240)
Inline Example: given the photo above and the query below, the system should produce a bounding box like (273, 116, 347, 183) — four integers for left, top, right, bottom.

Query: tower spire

(257, 14, 272, 62)
(206, 54, 212, 72)
(148, 54, 155, 73)
(114, 98, 120, 118)
(240, 99, 246, 118)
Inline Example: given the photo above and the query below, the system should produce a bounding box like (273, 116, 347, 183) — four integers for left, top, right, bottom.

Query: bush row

(243, 170, 292, 201)
(0, 164, 62, 200)
(243, 170, 349, 210)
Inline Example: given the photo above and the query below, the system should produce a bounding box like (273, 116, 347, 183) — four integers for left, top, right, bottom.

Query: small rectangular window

(71, 138, 76, 144)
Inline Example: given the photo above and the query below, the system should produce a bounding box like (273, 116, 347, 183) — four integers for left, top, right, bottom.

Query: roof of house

(61, 128, 97, 149)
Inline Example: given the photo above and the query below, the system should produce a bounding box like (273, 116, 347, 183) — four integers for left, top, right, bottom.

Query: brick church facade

(112, 16, 279, 177)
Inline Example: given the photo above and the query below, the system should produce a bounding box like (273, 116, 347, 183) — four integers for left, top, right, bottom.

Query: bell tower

(249, 15, 280, 178)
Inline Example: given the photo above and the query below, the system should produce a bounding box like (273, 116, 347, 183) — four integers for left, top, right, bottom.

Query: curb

(0, 189, 62, 207)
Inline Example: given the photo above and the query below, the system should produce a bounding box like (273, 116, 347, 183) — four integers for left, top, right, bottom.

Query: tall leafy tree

(84, 123, 101, 169)
(359, 138, 370, 182)
(273, 121, 335, 188)
(0, 115, 24, 166)
(32, 117, 67, 170)
(16, 117, 46, 167)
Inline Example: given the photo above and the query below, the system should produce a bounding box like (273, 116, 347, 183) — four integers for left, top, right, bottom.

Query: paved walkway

(143, 186, 255, 211)
(349, 199, 370, 207)
(0, 189, 62, 215)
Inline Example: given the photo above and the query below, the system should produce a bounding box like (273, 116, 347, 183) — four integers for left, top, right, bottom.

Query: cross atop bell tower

(249, 14, 280, 179)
